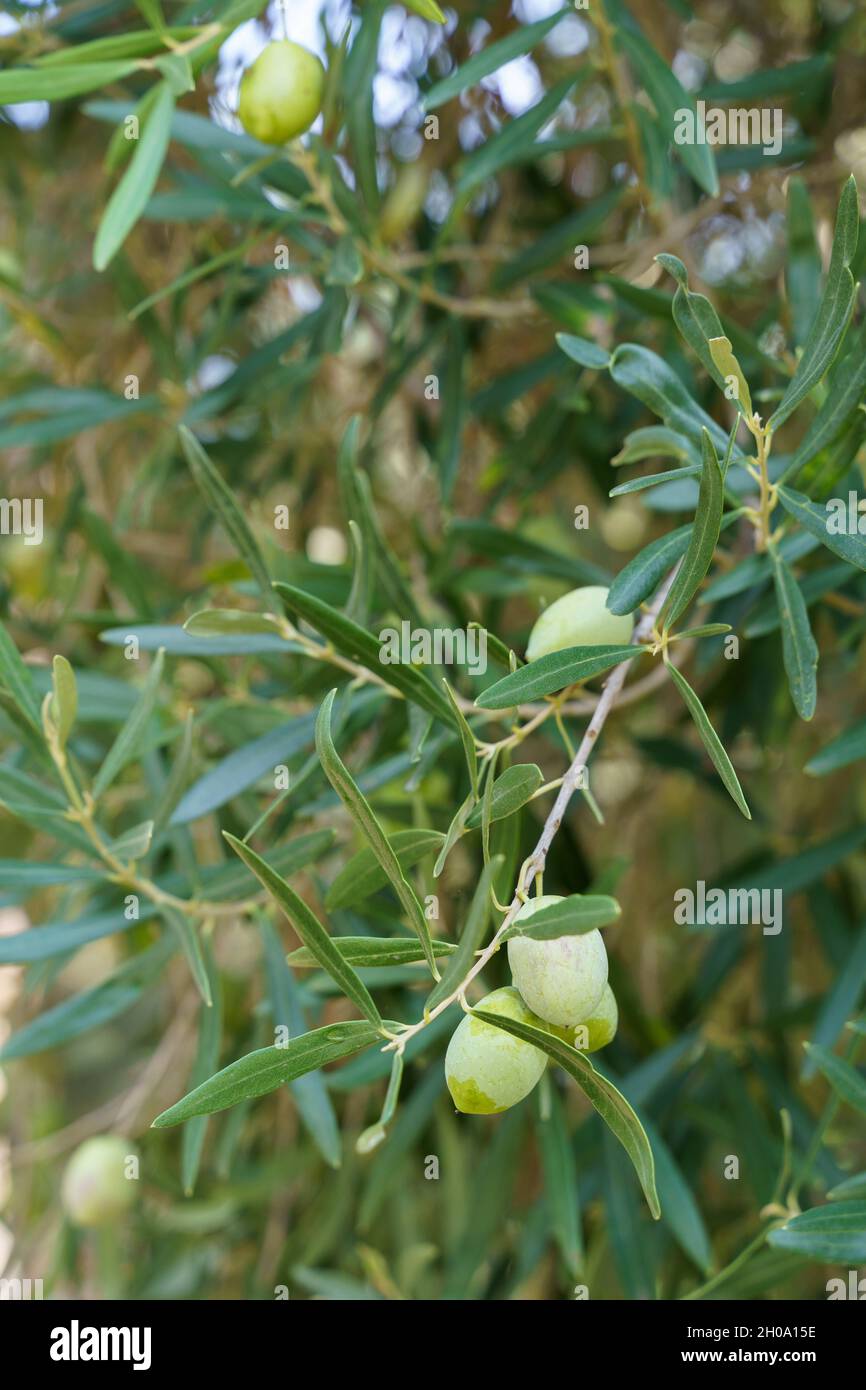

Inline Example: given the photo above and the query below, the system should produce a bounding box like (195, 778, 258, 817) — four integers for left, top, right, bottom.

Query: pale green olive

(237, 40, 325, 146)
(445, 985, 548, 1114)
(550, 983, 619, 1052)
(61, 1136, 138, 1228)
(508, 895, 608, 1027)
(526, 585, 633, 662)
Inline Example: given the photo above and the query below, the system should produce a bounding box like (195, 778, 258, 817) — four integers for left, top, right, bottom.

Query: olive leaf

(275, 582, 455, 727)
(500, 893, 621, 941)
(769, 175, 860, 432)
(779, 319, 866, 484)
(224, 832, 385, 1030)
(315, 690, 438, 977)
(767, 1201, 866, 1263)
(152, 1021, 389, 1127)
(424, 856, 502, 1015)
(442, 679, 479, 797)
(464, 763, 543, 828)
(803, 1043, 866, 1116)
(50, 654, 78, 748)
(288, 937, 457, 969)
(664, 659, 751, 819)
(777, 486, 866, 571)
(769, 545, 818, 720)
(477, 645, 642, 709)
(661, 429, 724, 633)
(423, 8, 567, 110)
(179, 426, 274, 604)
(472, 1008, 661, 1220)
(92, 647, 164, 800)
(325, 827, 444, 909)
(93, 80, 175, 271)
(616, 26, 718, 197)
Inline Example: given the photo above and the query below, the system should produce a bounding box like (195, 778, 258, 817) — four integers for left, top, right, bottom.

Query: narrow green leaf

(179, 426, 274, 604)
(325, 828, 445, 910)
(501, 893, 621, 942)
(827, 1173, 866, 1201)
(224, 832, 384, 1029)
(423, 9, 567, 110)
(708, 336, 753, 419)
(767, 1201, 866, 1263)
(425, 856, 501, 1014)
(477, 645, 642, 709)
(93, 81, 174, 271)
(464, 764, 543, 828)
(0, 618, 42, 732)
(260, 917, 341, 1169)
(0, 979, 141, 1061)
(769, 176, 860, 431)
(92, 648, 164, 800)
(769, 546, 818, 720)
(607, 524, 692, 616)
(780, 319, 866, 483)
(556, 333, 611, 370)
(161, 906, 211, 1005)
(288, 936, 458, 969)
(0, 61, 139, 103)
(180, 945, 221, 1195)
(665, 659, 751, 818)
(535, 1081, 583, 1277)
(474, 1008, 661, 1219)
(50, 654, 78, 747)
(152, 1021, 387, 1127)
(777, 485, 866, 571)
(804, 1044, 866, 1116)
(786, 177, 823, 349)
(314, 691, 437, 977)
(274, 582, 455, 726)
(617, 26, 718, 196)
(661, 429, 724, 632)
(184, 609, 285, 637)
(806, 717, 866, 776)
(442, 680, 478, 797)
(644, 1119, 713, 1273)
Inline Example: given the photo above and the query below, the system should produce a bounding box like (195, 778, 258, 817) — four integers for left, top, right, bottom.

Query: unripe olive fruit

(526, 585, 633, 662)
(508, 896, 608, 1027)
(550, 982, 619, 1052)
(237, 40, 325, 146)
(61, 1136, 138, 1229)
(445, 986, 548, 1114)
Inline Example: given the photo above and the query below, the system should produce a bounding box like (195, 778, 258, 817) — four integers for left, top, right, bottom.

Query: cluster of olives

(446, 587, 629, 1115)
(445, 903, 617, 1114)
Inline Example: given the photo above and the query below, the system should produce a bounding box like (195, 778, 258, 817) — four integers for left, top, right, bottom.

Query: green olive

(445, 986, 548, 1114)
(526, 585, 633, 662)
(550, 983, 619, 1052)
(237, 40, 325, 146)
(507, 895, 608, 1027)
(61, 1136, 138, 1229)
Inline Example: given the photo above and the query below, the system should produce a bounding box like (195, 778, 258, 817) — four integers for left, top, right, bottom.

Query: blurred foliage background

(1, 0, 866, 1301)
